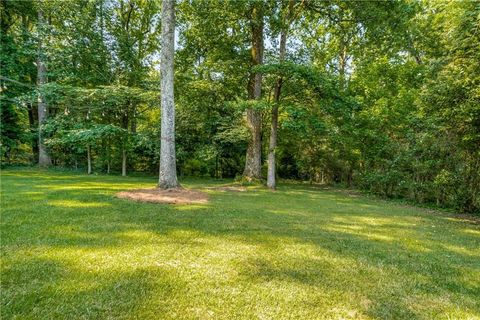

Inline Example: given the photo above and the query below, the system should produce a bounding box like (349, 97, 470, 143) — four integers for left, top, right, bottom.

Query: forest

(1, 1, 480, 319)
(1, 0, 479, 211)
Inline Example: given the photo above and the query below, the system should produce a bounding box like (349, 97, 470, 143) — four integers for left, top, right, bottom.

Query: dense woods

(1, 0, 479, 213)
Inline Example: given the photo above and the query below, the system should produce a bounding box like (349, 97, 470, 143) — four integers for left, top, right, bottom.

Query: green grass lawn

(1, 169, 479, 319)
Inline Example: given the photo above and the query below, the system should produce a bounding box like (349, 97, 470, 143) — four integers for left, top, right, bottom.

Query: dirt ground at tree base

(116, 188, 208, 205)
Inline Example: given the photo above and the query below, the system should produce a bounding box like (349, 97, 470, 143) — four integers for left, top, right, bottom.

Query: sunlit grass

(1, 168, 479, 319)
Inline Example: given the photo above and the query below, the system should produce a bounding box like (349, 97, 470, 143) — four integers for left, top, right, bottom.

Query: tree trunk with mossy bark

(158, 0, 179, 189)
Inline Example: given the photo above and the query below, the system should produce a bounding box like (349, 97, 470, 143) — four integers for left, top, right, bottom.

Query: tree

(243, 1, 264, 181)
(36, 8, 51, 167)
(158, 0, 179, 188)
(2, 0, 478, 213)
(109, 0, 161, 176)
(0, 0, 37, 164)
(267, 0, 295, 189)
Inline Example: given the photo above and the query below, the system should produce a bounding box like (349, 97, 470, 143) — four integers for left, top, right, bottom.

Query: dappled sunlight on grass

(266, 209, 313, 217)
(1, 169, 479, 319)
(324, 224, 397, 242)
(173, 204, 211, 211)
(49, 200, 112, 208)
(441, 244, 480, 258)
(463, 228, 480, 236)
(19, 191, 44, 195)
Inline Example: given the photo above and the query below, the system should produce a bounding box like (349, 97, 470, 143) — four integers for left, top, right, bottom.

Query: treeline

(1, 0, 479, 213)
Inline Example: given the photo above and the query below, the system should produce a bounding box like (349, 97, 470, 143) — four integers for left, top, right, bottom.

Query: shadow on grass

(1, 256, 183, 319)
(2, 170, 479, 319)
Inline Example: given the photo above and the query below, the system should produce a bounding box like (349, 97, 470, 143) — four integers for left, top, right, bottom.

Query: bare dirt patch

(116, 188, 208, 205)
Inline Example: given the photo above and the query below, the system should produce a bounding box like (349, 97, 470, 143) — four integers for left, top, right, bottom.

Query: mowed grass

(1, 169, 479, 320)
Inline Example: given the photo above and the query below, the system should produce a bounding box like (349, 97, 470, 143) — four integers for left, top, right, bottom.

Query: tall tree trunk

(122, 148, 127, 176)
(107, 149, 110, 174)
(243, 4, 264, 181)
(27, 102, 39, 162)
(22, 16, 38, 163)
(267, 0, 292, 189)
(158, 0, 179, 189)
(120, 105, 129, 175)
(267, 35, 286, 189)
(37, 9, 51, 167)
(87, 145, 92, 174)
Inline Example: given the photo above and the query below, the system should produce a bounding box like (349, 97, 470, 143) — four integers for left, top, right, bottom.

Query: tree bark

(267, 38, 286, 189)
(122, 148, 127, 176)
(107, 149, 110, 174)
(158, 0, 179, 189)
(27, 102, 39, 162)
(243, 3, 264, 181)
(37, 9, 51, 167)
(22, 16, 38, 163)
(87, 145, 92, 174)
(267, 0, 292, 189)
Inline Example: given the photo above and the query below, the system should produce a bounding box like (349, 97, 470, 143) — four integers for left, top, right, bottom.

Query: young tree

(158, 0, 179, 188)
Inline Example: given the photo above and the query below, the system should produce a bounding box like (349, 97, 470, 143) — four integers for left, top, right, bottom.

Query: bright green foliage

(417, 0, 480, 212)
(38, 84, 159, 173)
(2, 169, 479, 319)
(1, 0, 479, 212)
(343, 1, 480, 212)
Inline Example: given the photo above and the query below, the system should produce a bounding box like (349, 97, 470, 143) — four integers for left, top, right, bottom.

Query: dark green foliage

(1, 0, 478, 212)
(0, 104, 24, 163)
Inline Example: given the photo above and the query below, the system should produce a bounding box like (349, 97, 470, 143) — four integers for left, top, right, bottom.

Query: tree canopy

(1, 0, 478, 213)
